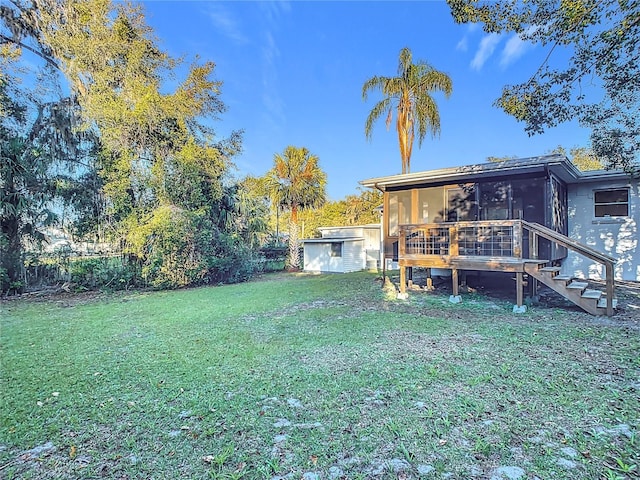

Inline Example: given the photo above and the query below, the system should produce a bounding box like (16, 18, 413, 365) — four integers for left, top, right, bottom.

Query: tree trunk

(288, 217, 300, 270)
(286, 204, 300, 269)
(1, 215, 24, 293)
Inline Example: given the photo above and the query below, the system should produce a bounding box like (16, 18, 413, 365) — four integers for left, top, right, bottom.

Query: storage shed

(302, 224, 382, 273)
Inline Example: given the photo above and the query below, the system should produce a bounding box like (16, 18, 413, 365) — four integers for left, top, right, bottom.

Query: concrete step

(581, 289, 603, 300)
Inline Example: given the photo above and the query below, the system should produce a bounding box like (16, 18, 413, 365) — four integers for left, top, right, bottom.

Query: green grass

(1, 272, 638, 479)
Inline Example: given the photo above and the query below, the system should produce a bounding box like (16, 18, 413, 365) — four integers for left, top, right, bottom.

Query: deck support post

(407, 266, 413, 287)
(516, 272, 524, 307)
(425, 268, 434, 291)
(399, 265, 406, 294)
(460, 271, 467, 292)
(528, 274, 538, 300)
(452, 269, 459, 296)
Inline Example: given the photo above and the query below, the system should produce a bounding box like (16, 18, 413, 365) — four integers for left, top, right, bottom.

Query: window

(388, 191, 411, 236)
(446, 185, 477, 221)
(594, 188, 629, 217)
(479, 181, 509, 220)
(330, 242, 342, 257)
(417, 186, 444, 223)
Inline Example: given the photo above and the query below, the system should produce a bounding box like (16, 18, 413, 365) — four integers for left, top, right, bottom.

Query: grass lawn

(1, 272, 638, 479)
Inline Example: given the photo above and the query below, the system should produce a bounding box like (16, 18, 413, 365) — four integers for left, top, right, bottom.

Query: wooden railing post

(606, 261, 614, 317)
(530, 231, 538, 259)
(449, 225, 459, 257)
(513, 221, 522, 258)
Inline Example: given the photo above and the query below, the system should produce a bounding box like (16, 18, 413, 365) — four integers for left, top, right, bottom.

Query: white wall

(342, 241, 365, 273)
(319, 226, 381, 268)
(565, 179, 639, 281)
(320, 227, 359, 239)
(303, 240, 365, 273)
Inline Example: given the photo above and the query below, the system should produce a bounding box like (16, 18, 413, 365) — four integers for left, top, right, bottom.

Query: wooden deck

(398, 255, 548, 308)
(394, 220, 617, 315)
(400, 255, 547, 272)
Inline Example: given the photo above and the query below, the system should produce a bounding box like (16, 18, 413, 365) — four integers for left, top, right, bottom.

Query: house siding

(565, 179, 639, 281)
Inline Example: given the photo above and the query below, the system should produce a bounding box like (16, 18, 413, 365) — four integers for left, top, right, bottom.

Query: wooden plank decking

(399, 255, 548, 272)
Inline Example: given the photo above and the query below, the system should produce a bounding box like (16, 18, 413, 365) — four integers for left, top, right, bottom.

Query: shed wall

(303, 240, 365, 273)
(342, 241, 365, 273)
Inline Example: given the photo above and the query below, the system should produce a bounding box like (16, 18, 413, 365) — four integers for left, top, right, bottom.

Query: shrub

(126, 205, 262, 289)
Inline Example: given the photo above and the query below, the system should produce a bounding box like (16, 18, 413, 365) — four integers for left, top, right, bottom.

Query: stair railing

(521, 221, 617, 316)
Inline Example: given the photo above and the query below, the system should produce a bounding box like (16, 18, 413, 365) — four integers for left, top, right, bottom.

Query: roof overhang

(302, 237, 363, 243)
(358, 154, 622, 191)
(318, 224, 380, 231)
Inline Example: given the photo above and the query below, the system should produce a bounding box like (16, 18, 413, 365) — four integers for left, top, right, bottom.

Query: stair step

(581, 289, 603, 300)
(566, 281, 589, 291)
(539, 266, 562, 273)
(597, 297, 618, 309)
(553, 274, 573, 282)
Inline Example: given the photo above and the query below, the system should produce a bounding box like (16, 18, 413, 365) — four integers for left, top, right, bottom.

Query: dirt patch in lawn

(388, 269, 640, 326)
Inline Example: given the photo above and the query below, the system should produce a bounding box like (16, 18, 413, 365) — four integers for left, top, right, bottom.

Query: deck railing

(399, 220, 522, 258)
(521, 220, 617, 316)
(398, 220, 617, 315)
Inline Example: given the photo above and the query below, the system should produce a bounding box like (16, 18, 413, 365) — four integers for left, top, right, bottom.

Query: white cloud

(470, 33, 501, 70)
(456, 37, 468, 52)
(206, 4, 248, 45)
(259, 1, 292, 27)
(500, 34, 531, 67)
(261, 31, 285, 126)
(456, 23, 480, 52)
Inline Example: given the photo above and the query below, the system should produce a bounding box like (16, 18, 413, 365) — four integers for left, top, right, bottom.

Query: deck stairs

(524, 263, 617, 316)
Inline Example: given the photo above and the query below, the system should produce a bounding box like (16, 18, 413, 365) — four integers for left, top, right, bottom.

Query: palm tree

(363, 47, 453, 174)
(263, 146, 326, 269)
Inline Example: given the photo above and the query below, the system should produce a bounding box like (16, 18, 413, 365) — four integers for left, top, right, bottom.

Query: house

(360, 154, 639, 316)
(302, 224, 382, 273)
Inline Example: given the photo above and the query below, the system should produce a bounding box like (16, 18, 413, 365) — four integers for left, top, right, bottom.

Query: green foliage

(0, 48, 89, 293)
(124, 205, 259, 289)
(447, 0, 639, 174)
(125, 206, 209, 288)
(551, 145, 604, 171)
(68, 257, 137, 290)
(363, 47, 453, 174)
(262, 146, 327, 269)
(486, 155, 517, 163)
(298, 188, 382, 238)
(1, 0, 264, 292)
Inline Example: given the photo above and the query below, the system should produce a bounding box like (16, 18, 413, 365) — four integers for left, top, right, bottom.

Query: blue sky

(144, 1, 591, 200)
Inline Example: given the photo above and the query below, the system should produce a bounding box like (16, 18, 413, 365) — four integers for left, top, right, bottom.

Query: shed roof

(302, 237, 363, 244)
(360, 154, 630, 190)
(318, 224, 380, 231)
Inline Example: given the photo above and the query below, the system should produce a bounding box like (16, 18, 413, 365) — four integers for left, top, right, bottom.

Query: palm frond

(362, 47, 452, 173)
(364, 97, 392, 139)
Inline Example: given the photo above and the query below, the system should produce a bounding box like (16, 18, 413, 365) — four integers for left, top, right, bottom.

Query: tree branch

(0, 33, 60, 71)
